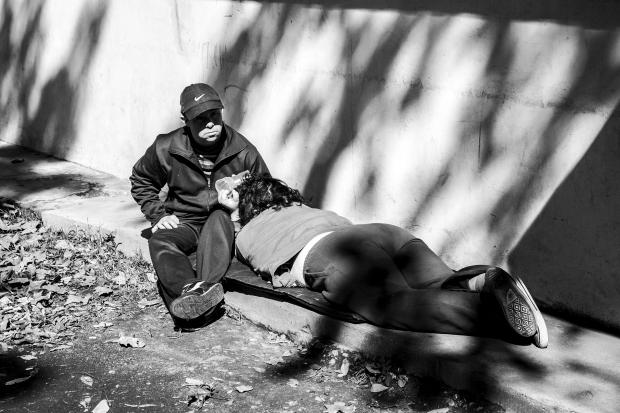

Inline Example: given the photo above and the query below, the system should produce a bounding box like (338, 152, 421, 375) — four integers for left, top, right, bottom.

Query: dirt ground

(1, 306, 504, 413)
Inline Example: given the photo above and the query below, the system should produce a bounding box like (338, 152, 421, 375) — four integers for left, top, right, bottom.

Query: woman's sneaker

(170, 281, 224, 321)
(484, 267, 548, 348)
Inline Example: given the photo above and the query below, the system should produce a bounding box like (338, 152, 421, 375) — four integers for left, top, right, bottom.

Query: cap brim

(184, 100, 224, 120)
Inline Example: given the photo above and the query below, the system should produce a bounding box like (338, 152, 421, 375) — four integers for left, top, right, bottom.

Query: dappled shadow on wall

(205, 4, 442, 207)
(205, 1, 620, 236)
(509, 110, 620, 335)
(0, 1, 107, 157)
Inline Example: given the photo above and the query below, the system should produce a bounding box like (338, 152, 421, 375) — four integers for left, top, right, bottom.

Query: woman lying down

(218, 174, 547, 348)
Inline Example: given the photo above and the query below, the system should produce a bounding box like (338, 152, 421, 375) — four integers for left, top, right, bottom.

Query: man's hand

(218, 188, 239, 212)
(152, 214, 179, 233)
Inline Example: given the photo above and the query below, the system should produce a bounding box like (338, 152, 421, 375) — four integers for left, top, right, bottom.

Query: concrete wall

(1, 0, 619, 330)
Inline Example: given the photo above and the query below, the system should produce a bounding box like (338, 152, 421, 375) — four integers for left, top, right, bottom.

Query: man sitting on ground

(130, 83, 270, 328)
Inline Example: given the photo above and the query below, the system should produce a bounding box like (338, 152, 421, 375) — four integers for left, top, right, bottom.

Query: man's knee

(204, 209, 234, 234)
(148, 230, 169, 248)
(148, 230, 182, 256)
(207, 209, 232, 223)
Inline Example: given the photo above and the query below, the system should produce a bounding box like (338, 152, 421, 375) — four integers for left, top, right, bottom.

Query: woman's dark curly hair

(236, 174, 305, 225)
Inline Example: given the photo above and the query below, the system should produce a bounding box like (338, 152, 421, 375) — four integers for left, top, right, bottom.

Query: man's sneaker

(484, 267, 548, 348)
(170, 281, 224, 321)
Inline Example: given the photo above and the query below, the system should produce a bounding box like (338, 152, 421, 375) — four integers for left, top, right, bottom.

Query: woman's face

(220, 188, 239, 211)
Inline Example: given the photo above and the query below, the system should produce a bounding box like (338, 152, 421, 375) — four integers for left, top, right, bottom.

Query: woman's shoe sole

(488, 268, 548, 348)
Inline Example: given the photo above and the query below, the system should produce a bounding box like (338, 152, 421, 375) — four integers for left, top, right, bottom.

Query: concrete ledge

(39, 196, 151, 259)
(2, 141, 619, 413)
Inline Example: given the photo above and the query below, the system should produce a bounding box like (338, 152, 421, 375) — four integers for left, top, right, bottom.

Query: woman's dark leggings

(303, 223, 512, 339)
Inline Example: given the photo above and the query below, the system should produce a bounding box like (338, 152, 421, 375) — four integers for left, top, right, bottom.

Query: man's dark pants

(148, 210, 234, 312)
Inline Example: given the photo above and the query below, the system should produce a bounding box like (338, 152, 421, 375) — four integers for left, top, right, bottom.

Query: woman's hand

(218, 188, 239, 212)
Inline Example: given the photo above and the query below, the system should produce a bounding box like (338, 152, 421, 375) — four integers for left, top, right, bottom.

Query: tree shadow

(0, 1, 108, 159)
(509, 108, 620, 336)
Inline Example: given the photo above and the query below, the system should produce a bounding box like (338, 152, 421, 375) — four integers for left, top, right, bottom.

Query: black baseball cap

(180, 83, 224, 120)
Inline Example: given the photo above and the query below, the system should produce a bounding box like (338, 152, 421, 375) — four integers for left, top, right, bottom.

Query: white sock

(466, 273, 486, 292)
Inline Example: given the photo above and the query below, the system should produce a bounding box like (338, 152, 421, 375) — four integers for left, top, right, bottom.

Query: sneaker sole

(507, 272, 548, 348)
(489, 268, 548, 348)
(170, 283, 225, 320)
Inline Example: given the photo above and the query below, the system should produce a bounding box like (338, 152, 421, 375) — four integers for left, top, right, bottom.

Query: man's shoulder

(225, 125, 261, 155)
(149, 127, 189, 156)
(154, 127, 185, 145)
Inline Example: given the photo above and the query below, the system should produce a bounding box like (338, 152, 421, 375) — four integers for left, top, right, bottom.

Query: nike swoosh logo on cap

(194, 93, 206, 102)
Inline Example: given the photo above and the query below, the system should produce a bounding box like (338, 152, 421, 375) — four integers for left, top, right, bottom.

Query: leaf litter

(0, 200, 161, 392)
(0, 200, 160, 355)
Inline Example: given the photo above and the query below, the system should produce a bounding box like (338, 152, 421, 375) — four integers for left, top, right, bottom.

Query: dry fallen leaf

(114, 272, 127, 286)
(65, 295, 84, 305)
(427, 408, 450, 413)
(365, 363, 381, 375)
(267, 332, 289, 344)
(370, 383, 389, 393)
(118, 336, 145, 348)
(338, 359, 350, 377)
(91, 399, 110, 413)
(185, 377, 204, 386)
(94, 286, 113, 297)
(49, 344, 72, 352)
(325, 401, 356, 413)
(137, 298, 160, 308)
(184, 384, 216, 409)
(265, 357, 282, 365)
(27, 280, 45, 292)
(287, 378, 299, 388)
(80, 375, 94, 386)
(5, 376, 32, 386)
(235, 385, 253, 393)
(123, 404, 158, 408)
(54, 239, 72, 250)
(4, 367, 38, 386)
(8, 277, 29, 285)
(79, 395, 92, 409)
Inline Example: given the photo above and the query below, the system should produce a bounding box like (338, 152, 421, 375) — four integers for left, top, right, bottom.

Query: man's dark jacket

(130, 124, 269, 225)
